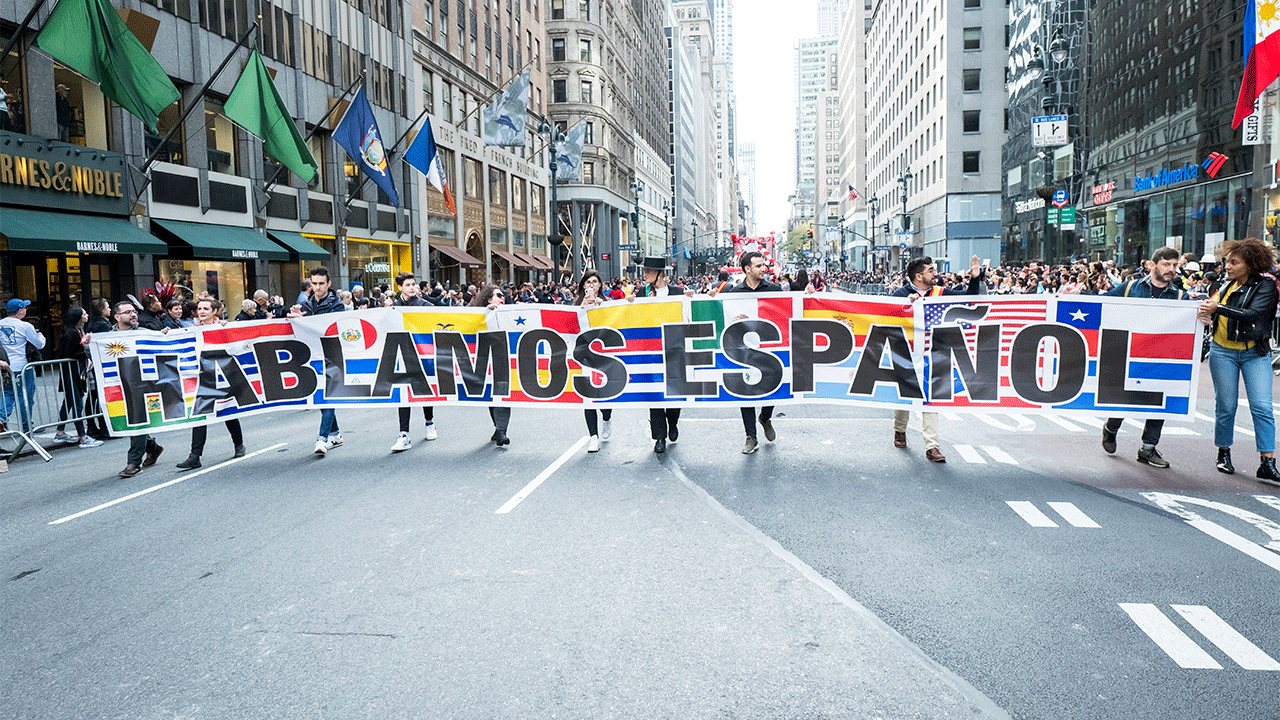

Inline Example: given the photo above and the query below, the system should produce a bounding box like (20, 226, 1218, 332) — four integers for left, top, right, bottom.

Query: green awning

(153, 218, 289, 261)
(267, 230, 331, 262)
(0, 206, 168, 254)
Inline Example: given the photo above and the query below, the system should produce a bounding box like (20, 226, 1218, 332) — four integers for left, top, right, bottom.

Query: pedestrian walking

(1100, 247, 1189, 469)
(177, 298, 244, 469)
(629, 256, 695, 454)
(112, 300, 164, 477)
(288, 267, 347, 456)
(1196, 238, 1280, 483)
(389, 272, 438, 453)
(0, 298, 46, 434)
(889, 254, 985, 463)
(576, 270, 612, 453)
(52, 307, 102, 448)
(727, 252, 784, 455)
(471, 285, 512, 446)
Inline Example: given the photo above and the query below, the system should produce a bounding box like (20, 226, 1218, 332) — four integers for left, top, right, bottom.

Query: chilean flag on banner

(1233, 0, 1280, 127)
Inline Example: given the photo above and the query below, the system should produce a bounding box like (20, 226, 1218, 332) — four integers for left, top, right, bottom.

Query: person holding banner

(288, 267, 347, 457)
(176, 298, 245, 469)
(1197, 238, 1280, 483)
(113, 300, 164, 478)
(471, 286, 513, 446)
(630, 257, 694, 454)
(390, 272, 438, 453)
(890, 254, 985, 463)
(1101, 247, 1188, 469)
(728, 252, 784, 455)
(576, 270, 612, 453)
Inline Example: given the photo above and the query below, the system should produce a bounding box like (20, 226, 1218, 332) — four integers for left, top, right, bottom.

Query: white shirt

(0, 316, 45, 372)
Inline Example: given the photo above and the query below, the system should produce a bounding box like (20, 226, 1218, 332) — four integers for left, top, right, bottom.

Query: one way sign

(1032, 115, 1068, 147)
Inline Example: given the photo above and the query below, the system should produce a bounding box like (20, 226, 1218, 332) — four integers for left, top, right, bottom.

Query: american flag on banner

(920, 296, 1048, 408)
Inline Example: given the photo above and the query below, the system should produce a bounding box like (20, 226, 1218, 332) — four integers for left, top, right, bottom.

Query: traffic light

(807, 227, 813, 239)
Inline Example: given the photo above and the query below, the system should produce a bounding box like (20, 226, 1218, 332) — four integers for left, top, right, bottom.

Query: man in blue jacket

(288, 267, 347, 456)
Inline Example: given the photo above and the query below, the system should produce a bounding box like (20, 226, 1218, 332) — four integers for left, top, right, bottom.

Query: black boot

(1257, 456, 1280, 486)
(1216, 448, 1234, 475)
(176, 453, 202, 470)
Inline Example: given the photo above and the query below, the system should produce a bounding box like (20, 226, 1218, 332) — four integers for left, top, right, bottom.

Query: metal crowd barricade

(0, 358, 103, 463)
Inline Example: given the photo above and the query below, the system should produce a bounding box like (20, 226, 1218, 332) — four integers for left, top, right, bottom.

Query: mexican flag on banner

(689, 295, 799, 351)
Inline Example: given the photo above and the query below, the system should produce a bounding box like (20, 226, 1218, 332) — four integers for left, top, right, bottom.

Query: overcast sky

(733, 0, 818, 237)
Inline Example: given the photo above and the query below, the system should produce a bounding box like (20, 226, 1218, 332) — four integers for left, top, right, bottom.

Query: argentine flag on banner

(483, 69, 531, 147)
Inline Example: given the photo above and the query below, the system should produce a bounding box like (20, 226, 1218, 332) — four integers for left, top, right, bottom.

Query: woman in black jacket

(1198, 237, 1280, 482)
(53, 307, 102, 448)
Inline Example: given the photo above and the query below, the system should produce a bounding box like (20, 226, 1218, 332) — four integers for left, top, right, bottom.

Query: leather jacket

(1212, 274, 1278, 356)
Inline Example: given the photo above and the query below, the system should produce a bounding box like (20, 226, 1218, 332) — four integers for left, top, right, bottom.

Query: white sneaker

(327, 433, 343, 448)
(314, 439, 328, 456)
(391, 433, 412, 453)
(425, 424, 438, 441)
(587, 435, 601, 453)
(600, 420, 612, 440)
(78, 436, 103, 448)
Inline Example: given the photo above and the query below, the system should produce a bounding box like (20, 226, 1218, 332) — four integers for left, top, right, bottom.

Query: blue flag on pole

(333, 87, 399, 207)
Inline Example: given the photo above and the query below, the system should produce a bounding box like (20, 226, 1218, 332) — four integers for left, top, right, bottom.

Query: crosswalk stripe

(1044, 415, 1086, 432)
(1007, 501, 1058, 527)
(981, 446, 1018, 464)
(1073, 416, 1105, 429)
(942, 411, 963, 421)
(1254, 495, 1280, 515)
(953, 444, 986, 463)
(1047, 501, 1100, 528)
(1118, 603, 1223, 669)
(1171, 605, 1280, 671)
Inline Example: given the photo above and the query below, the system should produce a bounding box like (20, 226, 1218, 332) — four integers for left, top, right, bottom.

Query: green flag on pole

(222, 51, 317, 183)
(35, 0, 181, 132)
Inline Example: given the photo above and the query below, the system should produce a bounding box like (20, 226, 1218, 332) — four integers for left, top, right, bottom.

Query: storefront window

(1146, 195, 1166, 255)
(159, 259, 247, 314)
(205, 98, 238, 174)
(53, 68, 111, 150)
(1186, 184, 1206, 258)
(1122, 200, 1148, 267)
(1166, 190, 1187, 254)
(464, 156, 482, 198)
(347, 239, 411, 290)
(1, 31, 27, 134)
(1230, 177, 1251, 244)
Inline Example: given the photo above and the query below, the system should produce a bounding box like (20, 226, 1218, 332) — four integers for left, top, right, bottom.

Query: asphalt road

(2, 367, 1277, 719)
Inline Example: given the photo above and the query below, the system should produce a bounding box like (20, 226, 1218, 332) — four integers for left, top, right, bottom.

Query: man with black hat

(631, 256, 694, 453)
(726, 252, 784, 454)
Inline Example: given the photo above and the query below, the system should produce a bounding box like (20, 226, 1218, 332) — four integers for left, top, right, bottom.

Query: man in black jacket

(288, 267, 347, 456)
(889, 254, 985, 463)
(727, 251, 784, 454)
(389, 272, 438, 452)
(632, 256, 694, 453)
(113, 300, 164, 477)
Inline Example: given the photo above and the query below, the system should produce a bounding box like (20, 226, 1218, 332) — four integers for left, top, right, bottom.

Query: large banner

(90, 294, 1203, 436)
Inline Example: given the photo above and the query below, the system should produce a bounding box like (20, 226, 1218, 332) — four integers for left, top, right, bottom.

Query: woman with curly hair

(1198, 237, 1280, 482)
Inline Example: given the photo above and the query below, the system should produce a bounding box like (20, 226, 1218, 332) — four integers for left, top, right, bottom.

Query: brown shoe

(118, 464, 143, 478)
(894, 431, 907, 448)
(925, 448, 947, 463)
(142, 444, 163, 467)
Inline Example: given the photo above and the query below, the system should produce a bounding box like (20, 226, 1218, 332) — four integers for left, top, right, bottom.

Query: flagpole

(0, 0, 47, 73)
(132, 21, 258, 203)
(258, 70, 365, 202)
(452, 58, 537, 131)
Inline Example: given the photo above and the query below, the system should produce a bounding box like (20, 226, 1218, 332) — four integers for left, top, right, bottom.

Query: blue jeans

(1, 368, 36, 433)
(1209, 343, 1275, 453)
(317, 409, 340, 442)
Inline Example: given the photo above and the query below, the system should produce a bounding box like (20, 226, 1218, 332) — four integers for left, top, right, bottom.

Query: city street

(2, 370, 1277, 720)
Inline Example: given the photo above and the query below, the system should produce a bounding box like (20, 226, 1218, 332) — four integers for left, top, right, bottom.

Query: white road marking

(1044, 415, 1085, 432)
(981, 446, 1018, 464)
(1143, 492, 1280, 560)
(1006, 501, 1057, 527)
(49, 443, 288, 525)
(1118, 603, 1222, 670)
(1073, 416, 1105, 429)
(1183, 518, 1280, 573)
(1254, 495, 1280, 516)
(973, 413, 1035, 432)
(941, 411, 963, 421)
(953, 444, 986, 464)
(1171, 605, 1280, 671)
(1046, 501, 1100, 528)
(1195, 412, 1215, 423)
(495, 436, 590, 514)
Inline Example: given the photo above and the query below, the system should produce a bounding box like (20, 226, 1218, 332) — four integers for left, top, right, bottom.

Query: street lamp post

(689, 217, 697, 277)
(897, 171, 913, 270)
(629, 178, 643, 279)
(538, 118, 567, 279)
(868, 196, 879, 273)
(663, 200, 670, 262)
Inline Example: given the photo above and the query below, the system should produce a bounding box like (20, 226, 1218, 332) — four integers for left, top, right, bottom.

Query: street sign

(1032, 115, 1068, 147)
(1047, 207, 1076, 226)
(618, 243, 637, 251)
(1052, 188, 1068, 208)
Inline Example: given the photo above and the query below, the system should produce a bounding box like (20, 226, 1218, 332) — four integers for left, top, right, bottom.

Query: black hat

(641, 256, 672, 271)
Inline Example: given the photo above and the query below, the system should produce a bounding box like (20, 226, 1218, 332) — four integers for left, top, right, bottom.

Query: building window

(553, 79, 567, 103)
(963, 151, 980, 174)
(488, 167, 507, 205)
(578, 0, 589, 20)
(582, 161, 594, 183)
(580, 39, 591, 62)
(963, 110, 980, 133)
(964, 0, 980, 7)
(442, 81, 453, 122)
(552, 37, 565, 60)
(963, 68, 980, 92)
(584, 120, 593, 144)
(580, 80, 592, 104)
(551, 0, 563, 18)
(463, 156, 482, 198)
(963, 28, 981, 51)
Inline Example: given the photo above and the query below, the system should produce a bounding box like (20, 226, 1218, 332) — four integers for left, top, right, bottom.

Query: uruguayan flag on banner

(555, 121, 586, 181)
(483, 69, 531, 147)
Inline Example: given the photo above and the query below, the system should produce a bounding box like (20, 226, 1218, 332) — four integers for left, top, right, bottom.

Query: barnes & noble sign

(0, 130, 129, 215)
